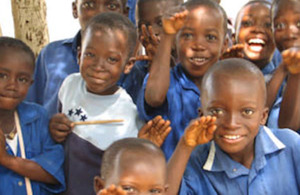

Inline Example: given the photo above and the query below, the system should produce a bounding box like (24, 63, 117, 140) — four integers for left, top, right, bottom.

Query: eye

(274, 22, 286, 30)
(264, 22, 272, 29)
(0, 73, 8, 80)
(122, 186, 137, 194)
(150, 188, 163, 194)
(206, 34, 217, 41)
(181, 32, 193, 40)
(242, 108, 254, 116)
(107, 57, 119, 64)
(83, 52, 95, 58)
(157, 19, 163, 28)
(241, 20, 253, 27)
(82, 1, 95, 9)
(209, 108, 223, 117)
(18, 77, 30, 84)
(107, 2, 118, 10)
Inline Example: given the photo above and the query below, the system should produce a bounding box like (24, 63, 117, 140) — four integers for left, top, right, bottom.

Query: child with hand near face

(167, 58, 300, 195)
(49, 12, 171, 195)
(0, 37, 65, 195)
(94, 138, 168, 195)
(137, 0, 228, 160)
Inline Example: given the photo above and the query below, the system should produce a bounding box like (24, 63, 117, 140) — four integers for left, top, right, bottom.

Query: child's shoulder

(18, 101, 49, 120)
(268, 126, 300, 147)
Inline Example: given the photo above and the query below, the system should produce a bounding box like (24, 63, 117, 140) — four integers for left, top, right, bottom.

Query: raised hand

(162, 9, 188, 35)
(140, 24, 160, 60)
(97, 184, 127, 195)
(221, 44, 244, 60)
(138, 115, 171, 147)
(183, 116, 217, 147)
(282, 47, 300, 74)
(49, 113, 74, 143)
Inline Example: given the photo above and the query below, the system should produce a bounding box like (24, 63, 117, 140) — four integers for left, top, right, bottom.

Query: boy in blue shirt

(0, 37, 65, 195)
(167, 58, 300, 195)
(137, 0, 228, 159)
(26, 0, 134, 117)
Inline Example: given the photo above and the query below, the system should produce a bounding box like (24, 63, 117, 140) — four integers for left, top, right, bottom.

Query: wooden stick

(71, 119, 124, 126)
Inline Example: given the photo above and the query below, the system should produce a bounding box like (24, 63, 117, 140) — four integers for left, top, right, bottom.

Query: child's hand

(162, 9, 188, 35)
(183, 116, 217, 147)
(49, 113, 74, 143)
(221, 44, 244, 60)
(97, 184, 127, 195)
(282, 47, 300, 74)
(138, 115, 171, 147)
(140, 24, 160, 60)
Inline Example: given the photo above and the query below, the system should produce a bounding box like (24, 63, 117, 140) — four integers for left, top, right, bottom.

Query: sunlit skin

(0, 49, 34, 134)
(176, 6, 226, 86)
(72, 0, 126, 29)
(101, 151, 168, 194)
(235, 2, 275, 69)
(273, 0, 300, 52)
(201, 73, 268, 168)
(79, 27, 131, 95)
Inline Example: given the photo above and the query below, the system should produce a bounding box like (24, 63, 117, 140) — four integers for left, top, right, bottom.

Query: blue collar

(261, 60, 277, 75)
(17, 102, 43, 125)
(173, 64, 200, 95)
(62, 31, 81, 55)
(203, 126, 286, 179)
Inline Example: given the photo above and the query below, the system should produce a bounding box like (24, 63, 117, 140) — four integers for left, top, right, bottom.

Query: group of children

(1, 0, 300, 194)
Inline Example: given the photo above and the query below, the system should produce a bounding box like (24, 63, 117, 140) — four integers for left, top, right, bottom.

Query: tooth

(223, 135, 241, 140)
(248, 38, 265, 45)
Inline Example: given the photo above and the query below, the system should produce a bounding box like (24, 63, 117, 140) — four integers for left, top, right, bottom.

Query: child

(137, 0, 228, 159)
(269, 0, 300, 131)
(94, 138, 168, 195)
(49, 12, 170, 195)
(167, 58, 300, 194)
(118, 0, 183, 104)
(26, 0, 134, 117)
(0, 37, 65, 194)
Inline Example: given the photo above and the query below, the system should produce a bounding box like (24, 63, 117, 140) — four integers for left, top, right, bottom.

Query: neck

(0, 109, 16, 134)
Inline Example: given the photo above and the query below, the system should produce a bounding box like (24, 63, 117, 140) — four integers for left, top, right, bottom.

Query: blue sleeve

(137, 73, 169, 121)
(29, 108, 65, 193)
(26, 48, 47, 104)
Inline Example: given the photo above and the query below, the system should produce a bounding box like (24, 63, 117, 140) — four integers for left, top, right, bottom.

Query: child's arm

(49, 113, 74, 143)
(144, 9, 188, 107)
(278, 48, 300, 130)
(166, 116, 216, 195)
(220, 44, 244, 60)
(138, 115, 171, 147)
(97, 184, 127, 195)
(0, 129, 58, 184)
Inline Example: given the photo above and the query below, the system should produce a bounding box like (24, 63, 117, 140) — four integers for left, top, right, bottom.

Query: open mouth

(247, 38, 266, 52)
(189, 57, 208, 66)
(220, 134, 244, 143)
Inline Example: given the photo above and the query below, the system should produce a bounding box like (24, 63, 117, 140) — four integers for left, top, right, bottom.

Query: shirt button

(233, 168, 237, 172)
(18, 181, 23, 186)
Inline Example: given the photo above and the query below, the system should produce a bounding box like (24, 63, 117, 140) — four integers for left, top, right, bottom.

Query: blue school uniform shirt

(0, 101, 65, 195)
(26, 32, 81, 117)
(137, 64, 201, 160)
(179, 126, 300, 195)
(118, 60, 148, 104)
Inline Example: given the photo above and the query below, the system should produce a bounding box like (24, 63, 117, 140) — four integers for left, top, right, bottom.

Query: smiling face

(79, 27, 130, 95)
(235, 2, 275, 69)
(104, 151, 167, 194)
(73, 0, 127, 29)
(176, 6, 226, 83)
(201, 71, 268, 163)
(273, 0, 300, 51)
(0, 48, 34, 111)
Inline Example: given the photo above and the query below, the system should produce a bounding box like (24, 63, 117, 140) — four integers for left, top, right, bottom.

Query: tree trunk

(11, 0, 49, 57)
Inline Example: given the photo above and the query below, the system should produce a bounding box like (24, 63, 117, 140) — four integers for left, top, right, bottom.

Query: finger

(141, 24, 149, 43)
(152, 115, 163, 124)
(138, 120, 152, 138)
(147, 26, 159, 45)
(116, 186, 126, 195)
(135, 55, 152, 61)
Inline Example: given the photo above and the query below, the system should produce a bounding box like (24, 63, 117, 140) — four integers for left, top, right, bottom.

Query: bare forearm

(145, 33, 174, 107)
(278, 74, 300, 130)
(266, 64, 288, 109)
(1, 154, 58, 184)
(166, 138, 194, 195)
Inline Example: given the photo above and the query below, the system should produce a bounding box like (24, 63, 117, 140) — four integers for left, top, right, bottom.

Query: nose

(93, 57, 105, 71)
(286, 24, 300, 39)
(192, 37, 206, 51)
(6, 77, 18, 91)
(222, 112, 240, 130)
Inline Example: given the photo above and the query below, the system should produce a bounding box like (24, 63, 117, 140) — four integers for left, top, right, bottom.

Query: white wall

(0, 0, 247, 42)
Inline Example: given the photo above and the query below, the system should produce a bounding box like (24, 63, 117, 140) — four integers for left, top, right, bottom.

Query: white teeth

(248, 38, 265, 45)
(223, 135, 241, 140)
(192, 57, 206, 62)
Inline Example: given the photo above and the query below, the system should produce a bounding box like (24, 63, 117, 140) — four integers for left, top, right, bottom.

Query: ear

(123, 6, 129, 17)
(77, 48, 82, 66)
(221, 35, 229, 54)
(72, 1, 79, 19)
(260, 107, 269, 125)
(123, 57, 135, 74)
(94, 176, 105, 194)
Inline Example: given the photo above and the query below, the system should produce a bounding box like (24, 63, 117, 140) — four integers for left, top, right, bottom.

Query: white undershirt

(6, 134, 18, 155)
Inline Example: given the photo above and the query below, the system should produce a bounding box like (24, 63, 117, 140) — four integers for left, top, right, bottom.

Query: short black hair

(101, 138, 166, 180)
(202, 58, 267, 104)
(271, 0, 299, 21)
(82, 12, 137, 60)
(235, 0, 272, 32)
(183, 0, 228, 37)
(0, 36, 35, 67)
